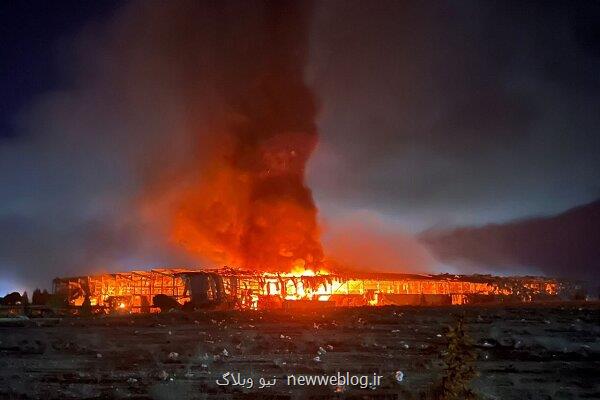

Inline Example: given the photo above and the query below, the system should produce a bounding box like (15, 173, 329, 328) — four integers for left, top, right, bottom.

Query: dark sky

(1, 0, 599, 292)
(0, 0, 120, 139)
(308, 0, 600, 230)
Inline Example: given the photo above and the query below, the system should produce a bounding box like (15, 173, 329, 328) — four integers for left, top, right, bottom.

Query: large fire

(41, 3, 577, 315)
(141, 1, 324, 273)
(269, 266, 332, 302)
(52, 267, 565, 314)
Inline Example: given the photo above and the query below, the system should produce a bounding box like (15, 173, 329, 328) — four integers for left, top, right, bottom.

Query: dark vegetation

(431, 318, 478, 400)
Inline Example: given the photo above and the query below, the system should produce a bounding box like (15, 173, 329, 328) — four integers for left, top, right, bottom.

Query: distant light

(0, 275, 26, 296)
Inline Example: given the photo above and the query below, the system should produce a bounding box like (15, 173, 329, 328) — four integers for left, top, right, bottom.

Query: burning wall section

(52, 267, 567, 313)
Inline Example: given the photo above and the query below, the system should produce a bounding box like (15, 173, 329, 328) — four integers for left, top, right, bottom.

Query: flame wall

(53, 268, 565, 312)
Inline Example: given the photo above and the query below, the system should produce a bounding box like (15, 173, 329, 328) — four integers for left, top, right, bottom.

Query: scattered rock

(479, 338, 498, 348)
(273, 358, 287, 368)
(158, 370, 169, 381)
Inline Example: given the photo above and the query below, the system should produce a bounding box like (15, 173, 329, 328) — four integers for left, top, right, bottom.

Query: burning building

(52, 267, 568, 313)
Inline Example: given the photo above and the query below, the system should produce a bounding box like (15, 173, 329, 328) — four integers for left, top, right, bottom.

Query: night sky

(0, 0, 120, 139)
(1, 0, 599, 292)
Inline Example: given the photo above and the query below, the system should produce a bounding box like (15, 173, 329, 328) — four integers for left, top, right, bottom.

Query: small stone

(158, 370, 168, 381)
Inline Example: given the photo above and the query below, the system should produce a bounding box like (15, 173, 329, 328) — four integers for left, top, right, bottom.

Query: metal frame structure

(52, 268, 194, 310)
(53, 267, 563, 312)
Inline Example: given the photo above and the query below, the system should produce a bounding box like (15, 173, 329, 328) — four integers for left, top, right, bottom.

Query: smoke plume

(159, 1, 324, 271)
(0, 0, 322, 290)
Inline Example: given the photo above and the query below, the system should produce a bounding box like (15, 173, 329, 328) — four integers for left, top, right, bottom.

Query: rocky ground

(0, 303, 598, 399)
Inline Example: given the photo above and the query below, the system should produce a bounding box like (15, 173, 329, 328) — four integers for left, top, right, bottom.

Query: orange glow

(53, 267, 560, 312)
(284, 263, 328, 277)
(142, 99, 324, 274)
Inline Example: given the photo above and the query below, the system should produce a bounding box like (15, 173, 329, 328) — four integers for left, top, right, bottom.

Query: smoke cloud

(322, 210, 436, 274)
(158, 1, 324, 270)
(2, 1, 599, 289)
(0, 0, 322, 289)
(308, 0, 600, 229)
(421, 199, 600, 282)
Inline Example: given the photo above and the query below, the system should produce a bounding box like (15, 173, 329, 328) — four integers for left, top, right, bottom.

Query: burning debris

(41, 267, 576, 314)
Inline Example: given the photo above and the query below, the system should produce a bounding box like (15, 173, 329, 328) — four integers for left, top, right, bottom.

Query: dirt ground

(0, 303, 598, 399)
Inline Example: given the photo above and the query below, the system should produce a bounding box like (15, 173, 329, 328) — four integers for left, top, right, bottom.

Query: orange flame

(136, 3, 323, 272)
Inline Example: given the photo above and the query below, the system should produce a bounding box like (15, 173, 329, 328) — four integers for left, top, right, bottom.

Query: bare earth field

(0, 303, 598, 399)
